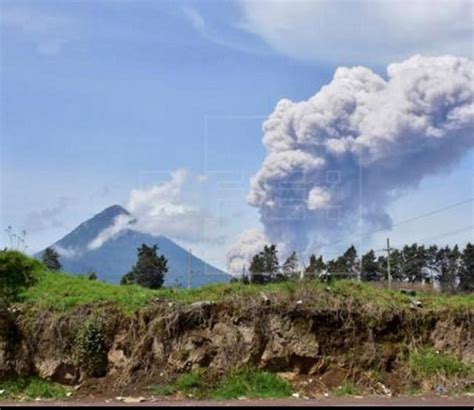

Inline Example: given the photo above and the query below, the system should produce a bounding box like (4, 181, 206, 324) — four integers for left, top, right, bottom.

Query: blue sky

(1, 0, 472, 270)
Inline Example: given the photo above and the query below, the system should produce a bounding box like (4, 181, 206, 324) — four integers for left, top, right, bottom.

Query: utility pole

(385, 238, 392, 290)
(358, 254, 362, 282)
(188, 248, 192, 289)
(299, 252, 306, 280)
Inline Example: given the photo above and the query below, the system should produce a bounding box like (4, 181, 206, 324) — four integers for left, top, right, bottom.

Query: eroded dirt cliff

(1, 291, 472, 396)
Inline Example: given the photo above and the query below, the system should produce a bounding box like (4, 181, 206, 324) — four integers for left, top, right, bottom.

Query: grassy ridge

(20, 269, 474, 315)
(5, 251, 472, 314)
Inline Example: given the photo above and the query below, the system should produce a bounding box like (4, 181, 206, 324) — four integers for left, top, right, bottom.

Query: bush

(75, 317, 108, 377)
(0, 250, 39, 301)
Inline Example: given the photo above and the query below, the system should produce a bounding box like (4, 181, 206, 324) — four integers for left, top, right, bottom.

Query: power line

(391, 198, 473, 228)
(373, 225, 473, 251)
(320, 197, 473, 250)
(409, 225, 473, 245)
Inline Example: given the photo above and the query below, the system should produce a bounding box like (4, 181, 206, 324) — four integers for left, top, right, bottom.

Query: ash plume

(230, 55, 473, 273)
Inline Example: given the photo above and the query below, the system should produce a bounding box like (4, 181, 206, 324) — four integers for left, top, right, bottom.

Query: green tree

(377, 248, 404, 282)
(261, 245, 279, 278)
(361, 250, 380, 281)
(42, 247, 62, 271)
(402, 243, 426, 283)
(459, 243, 474, 292)
(249, 244, 279, 284)
(328, 245, 358, 279)
(425, 245, 439, 285)
(121, 244, 168, 289)
(305, 255, 326, 279)
(437, 245, 460, 293)
(249, 253, 266, 284)
(281, 251, 299, 280)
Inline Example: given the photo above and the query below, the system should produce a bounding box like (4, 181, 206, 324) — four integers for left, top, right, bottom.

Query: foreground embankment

(1, 275, 472, 400)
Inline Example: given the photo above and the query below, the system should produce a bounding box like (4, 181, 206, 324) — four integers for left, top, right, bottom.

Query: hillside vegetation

(2, 251, 469, 314)
(1, 251, 473, 400)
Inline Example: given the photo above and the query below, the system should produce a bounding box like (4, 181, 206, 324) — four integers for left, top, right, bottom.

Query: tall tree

(459, 243, 474, 292)
(402, 243, 426, 283)
(249, 244, 279, 284)
(305, 255, 326, 279)
(437, 245, 460, 293)
(361, 250, 380, 281)
(424, 245, 439, 285)
(328, 245, 358, 279)
(261, 244, 279, 278)
(249, 253, 266, 284)
(121, 244, 168, 289)
(281, 251, 299, 280)
(42, 247, 61, 271)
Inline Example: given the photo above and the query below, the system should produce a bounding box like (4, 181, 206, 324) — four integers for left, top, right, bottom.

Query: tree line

(244, 242, 474, 293)
(40, 241, 473, 293)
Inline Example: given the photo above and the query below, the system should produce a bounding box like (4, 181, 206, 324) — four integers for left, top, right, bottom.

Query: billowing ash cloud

(225, 229, 269, 276)
(246, 55, 473, 254)
(226, 229, 291, 276)
(88, 169, 223, 250)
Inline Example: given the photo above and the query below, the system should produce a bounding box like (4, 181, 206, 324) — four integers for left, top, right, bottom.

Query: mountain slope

(36, 205, 231, 287)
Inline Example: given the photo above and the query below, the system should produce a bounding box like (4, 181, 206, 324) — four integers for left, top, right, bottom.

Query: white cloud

(53, 244, 80, 259)
(88, 169, 225, 250)
(307, 187, 331, 211)
(87, 213, 132, 250)
(237, 0, 473, 64)
(181, 5, 206, 33)
(180, 4, 273, 56)
(0, 5, 80, 55)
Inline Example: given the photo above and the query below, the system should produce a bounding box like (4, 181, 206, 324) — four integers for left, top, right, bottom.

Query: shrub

(75, 317, 108, 377)
(0, 250, 39, 301)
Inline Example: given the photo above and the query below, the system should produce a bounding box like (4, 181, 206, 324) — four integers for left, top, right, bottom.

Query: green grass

(148, 369, 292, 400)
(175, 371, 203, 391)
(333, 381, 360, 397)
(10, 252, 473, 315)
(148, 384, 176, 396)
(148, 370, 205, 398)
(0, 377, 69, 400)
(210, 368, 292, 400)
(409, 348, 473, 378)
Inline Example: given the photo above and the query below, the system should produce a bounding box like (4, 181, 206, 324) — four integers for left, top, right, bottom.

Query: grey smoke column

(247, 55, 474, 252)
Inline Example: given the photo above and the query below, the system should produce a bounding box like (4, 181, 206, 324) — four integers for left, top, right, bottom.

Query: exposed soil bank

(1, 293, 473, 397)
